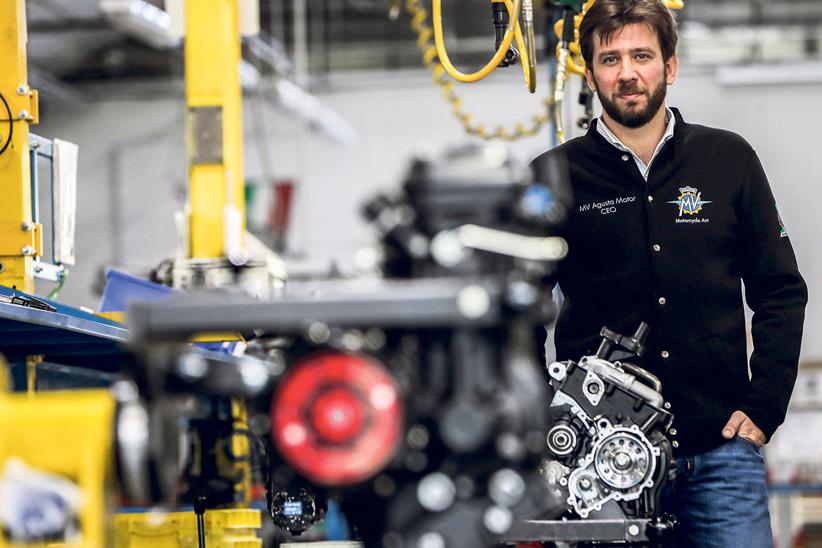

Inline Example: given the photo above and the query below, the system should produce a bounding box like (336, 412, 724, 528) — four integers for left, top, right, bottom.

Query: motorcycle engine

(543, 323, 675, 527)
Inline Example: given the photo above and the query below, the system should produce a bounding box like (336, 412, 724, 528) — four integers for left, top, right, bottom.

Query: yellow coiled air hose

(432, 0, 527, 85)
(407, 0, 553, 140)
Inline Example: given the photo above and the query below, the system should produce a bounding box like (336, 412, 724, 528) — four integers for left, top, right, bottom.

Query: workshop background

(6, 0, 822, 545)
(26, 1, 818, 323)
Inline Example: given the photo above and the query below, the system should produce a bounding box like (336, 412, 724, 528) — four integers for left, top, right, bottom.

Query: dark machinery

(506, 323, 677, 545)
(261, 145, 572, 546)
(126, 146, 675, 547)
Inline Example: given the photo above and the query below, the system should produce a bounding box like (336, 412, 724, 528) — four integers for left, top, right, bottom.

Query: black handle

(595, 322, 650, 360)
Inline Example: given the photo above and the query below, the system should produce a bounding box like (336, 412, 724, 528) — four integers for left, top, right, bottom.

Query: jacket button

(621, 154, 630, 161)
(661, 350, 670, 358)
(647, 196, 654, 203)
(658, 297, 667, 305)
(653, 244, 661, 252)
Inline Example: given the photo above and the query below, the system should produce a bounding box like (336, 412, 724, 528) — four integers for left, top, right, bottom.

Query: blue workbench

(0, 285, 129, 388)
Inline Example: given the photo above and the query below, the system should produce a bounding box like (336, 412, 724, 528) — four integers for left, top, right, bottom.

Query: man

(530, 0, 808, 545)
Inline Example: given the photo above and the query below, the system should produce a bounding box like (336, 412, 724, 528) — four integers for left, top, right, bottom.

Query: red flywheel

(271, 351, 404, 486)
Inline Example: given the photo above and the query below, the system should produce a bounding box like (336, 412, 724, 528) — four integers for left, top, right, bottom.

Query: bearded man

(530, 1, 808, 546)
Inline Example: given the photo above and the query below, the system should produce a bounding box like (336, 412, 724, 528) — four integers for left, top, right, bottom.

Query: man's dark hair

(579, 0, 678, 67)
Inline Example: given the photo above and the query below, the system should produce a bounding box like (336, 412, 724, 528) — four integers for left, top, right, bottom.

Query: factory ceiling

(20, 0, 822, 103)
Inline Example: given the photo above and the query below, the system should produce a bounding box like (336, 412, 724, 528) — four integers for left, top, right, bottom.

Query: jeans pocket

(737, 435, 762, 452)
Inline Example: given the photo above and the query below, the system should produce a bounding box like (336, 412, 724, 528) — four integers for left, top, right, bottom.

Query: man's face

(585, 23, 678, 129)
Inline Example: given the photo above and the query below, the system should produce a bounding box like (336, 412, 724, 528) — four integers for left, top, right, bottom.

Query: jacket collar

(585, 106, 689, 151)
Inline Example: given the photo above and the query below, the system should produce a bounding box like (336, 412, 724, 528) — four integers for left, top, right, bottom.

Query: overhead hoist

(403, 0, 685, 143)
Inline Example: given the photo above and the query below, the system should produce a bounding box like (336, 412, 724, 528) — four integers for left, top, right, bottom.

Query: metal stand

(194, 496, 207, 548)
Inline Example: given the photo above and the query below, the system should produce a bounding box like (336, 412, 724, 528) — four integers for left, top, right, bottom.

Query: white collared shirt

(596, 107, 676, 181)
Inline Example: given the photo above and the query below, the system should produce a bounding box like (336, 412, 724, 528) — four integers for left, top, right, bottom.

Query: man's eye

(602, 56, 617, 64)
(636, 53, 650, 60)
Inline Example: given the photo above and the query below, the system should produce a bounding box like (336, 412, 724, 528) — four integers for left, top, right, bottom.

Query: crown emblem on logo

(668, 186, 711, 217)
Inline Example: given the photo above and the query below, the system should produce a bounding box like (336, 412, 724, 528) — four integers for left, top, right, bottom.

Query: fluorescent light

(718, 62, 822, 86)
(273, 78, 359, 146)
(100, 0, 180, 49)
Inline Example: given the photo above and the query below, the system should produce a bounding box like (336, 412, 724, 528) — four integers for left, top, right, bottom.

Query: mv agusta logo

(668, 186, 711, 223)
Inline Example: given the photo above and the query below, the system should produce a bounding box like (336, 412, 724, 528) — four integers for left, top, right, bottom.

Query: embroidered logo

(668, 186, 711, 217)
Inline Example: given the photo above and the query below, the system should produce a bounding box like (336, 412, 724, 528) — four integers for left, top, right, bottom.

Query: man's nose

(618, 57, 639, 80)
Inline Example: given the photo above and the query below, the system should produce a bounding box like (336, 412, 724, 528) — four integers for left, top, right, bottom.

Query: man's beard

(594, 74, 667, 129)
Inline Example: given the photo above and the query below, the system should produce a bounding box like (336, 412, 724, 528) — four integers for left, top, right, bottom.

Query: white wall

(35, 65, 822, 361)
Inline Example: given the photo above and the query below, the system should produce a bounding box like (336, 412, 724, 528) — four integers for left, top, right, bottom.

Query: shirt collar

(596, 107, 676, 176)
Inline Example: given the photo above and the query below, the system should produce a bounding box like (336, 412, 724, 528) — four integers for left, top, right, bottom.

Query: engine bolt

(374, 474, 396, 497)
(579, 477, 592, 490)
(407, 424, 430, 450)
(483, 505, 513, 534)
(307, 322, 330, 344)
(417, 473, 456, 512)
(614, 452, 632, 470)
(489, 469, 526, 507)
(457, 285, 491, 319)
(628, 524, 640, 536)
(178, 353, 208, 380)
(341, 329, 364, 351)
(417, 532, 446, 548)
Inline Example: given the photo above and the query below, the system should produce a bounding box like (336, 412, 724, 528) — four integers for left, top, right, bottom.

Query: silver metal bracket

(189, 106, 223, 164)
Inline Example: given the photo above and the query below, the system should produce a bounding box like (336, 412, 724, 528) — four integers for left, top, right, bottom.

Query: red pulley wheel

(271, 351, 404, 486)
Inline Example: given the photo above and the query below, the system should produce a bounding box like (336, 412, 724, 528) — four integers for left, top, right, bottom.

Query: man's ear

(665, 54, 679, 85)
(584, 66, 597, 93)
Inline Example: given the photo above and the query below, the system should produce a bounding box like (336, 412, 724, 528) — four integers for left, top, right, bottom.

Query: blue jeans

(663, 436, 773, 548)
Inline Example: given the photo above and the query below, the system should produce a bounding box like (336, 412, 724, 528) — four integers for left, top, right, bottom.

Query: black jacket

(530, 108, 808, 456)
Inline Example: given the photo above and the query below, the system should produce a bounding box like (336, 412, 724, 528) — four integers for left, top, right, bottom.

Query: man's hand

(722, 410, 766, 446)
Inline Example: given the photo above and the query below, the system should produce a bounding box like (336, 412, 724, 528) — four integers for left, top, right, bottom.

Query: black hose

(0, 92, 14, 156)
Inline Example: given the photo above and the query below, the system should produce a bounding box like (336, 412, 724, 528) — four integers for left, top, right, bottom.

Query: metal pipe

(293, 0, 312, 256)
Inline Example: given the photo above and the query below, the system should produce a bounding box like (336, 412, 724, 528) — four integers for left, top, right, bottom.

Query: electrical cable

(502, 0, 534, 89)
(406, 0, 554, 140)
(46, 270, 68, 300)
(0, 92, 14, 156)
(553, 7, 579, 143)
(432, 0, 523, 83)
(553, 3, 592, 78)
(490, 0, 535, 91)
(522, 0, 538, 93)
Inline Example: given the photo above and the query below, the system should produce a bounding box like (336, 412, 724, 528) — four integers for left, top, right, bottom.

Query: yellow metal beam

(0, 0, 38, 292)
(183, 1, 253, 504)
(0, 390, 116, 547)
(185, 0, 246, 259)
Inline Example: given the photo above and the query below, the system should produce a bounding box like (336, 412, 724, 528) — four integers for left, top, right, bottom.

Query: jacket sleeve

(738, 150, 808, 441)
(528, 149, 572, 370)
